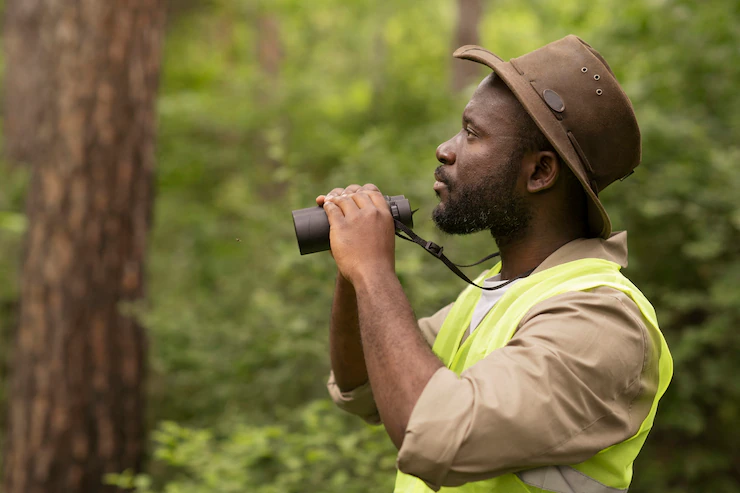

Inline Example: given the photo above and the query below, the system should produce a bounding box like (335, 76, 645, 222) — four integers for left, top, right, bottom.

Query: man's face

(432, 74, 532, 240)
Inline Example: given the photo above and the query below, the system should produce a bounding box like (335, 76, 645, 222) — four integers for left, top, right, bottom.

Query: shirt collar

(532, 231, 629, 275)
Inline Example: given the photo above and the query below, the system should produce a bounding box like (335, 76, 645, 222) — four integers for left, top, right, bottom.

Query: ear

(525, 151, 560, 193)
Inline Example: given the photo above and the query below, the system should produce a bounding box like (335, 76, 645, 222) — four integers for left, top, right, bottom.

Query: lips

(434, 171, 449, 192)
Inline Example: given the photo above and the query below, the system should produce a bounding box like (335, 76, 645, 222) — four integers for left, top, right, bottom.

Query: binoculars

(292, 195, 414, 255)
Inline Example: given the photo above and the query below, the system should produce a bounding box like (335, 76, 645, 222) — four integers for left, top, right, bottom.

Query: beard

(432, 157, 531, 242)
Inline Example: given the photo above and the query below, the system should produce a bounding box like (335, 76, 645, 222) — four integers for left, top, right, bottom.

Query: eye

(464, 125, 476, 138)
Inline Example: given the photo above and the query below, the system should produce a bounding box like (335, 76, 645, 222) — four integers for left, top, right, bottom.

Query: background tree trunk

(257, 13, 282, 79)
(255, 11, 286, 199)
(3, 0, 45, 165)
(451, 0, 484, 91)
(3, 1, 166, 492)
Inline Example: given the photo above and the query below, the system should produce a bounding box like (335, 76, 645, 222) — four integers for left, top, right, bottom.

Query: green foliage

(0, 0, 738, 491)
(598, 3, 740, 491)
(144, 0, 469, 432)
(0, 159, 28, 430)
(106, 401, 395, 493)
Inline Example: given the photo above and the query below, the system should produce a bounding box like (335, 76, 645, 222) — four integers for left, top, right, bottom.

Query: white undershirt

(468, 274, 520, 336)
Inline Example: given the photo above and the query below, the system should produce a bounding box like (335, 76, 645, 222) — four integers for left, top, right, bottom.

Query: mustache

(434, 166, 451, 185)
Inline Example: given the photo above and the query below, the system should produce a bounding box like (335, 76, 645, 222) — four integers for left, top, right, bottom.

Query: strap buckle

(424, 241, 444, 258)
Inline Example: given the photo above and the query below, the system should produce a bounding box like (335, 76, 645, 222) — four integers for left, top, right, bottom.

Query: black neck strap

(394, 219, 534, 291)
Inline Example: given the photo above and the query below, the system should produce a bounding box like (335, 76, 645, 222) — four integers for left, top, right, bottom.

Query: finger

(365, 190, 392, 215)
(325, 187, 346, 200)
(323, 201, 344, 225)
(360, 183, 380, 193)
(316, 195, 326, 206)
(350, 191, 376, 209)
(340, 184, 362, 196)
(327, 194, 360, 217)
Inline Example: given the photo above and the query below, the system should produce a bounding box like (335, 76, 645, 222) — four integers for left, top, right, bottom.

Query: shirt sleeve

(326, 371, 381, 424)
(396, 287, 659, 490)
(326, 303, 454, 424)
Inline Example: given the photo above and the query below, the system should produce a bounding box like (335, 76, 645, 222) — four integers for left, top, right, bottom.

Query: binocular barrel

(292, 195, 414, 255)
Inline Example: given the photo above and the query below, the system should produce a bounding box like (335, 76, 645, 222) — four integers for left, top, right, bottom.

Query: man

(318, 35, 673, 492)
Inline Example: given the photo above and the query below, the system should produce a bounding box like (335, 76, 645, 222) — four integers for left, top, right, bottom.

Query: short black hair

(513, 99, 589, 227)
(515, 105, 560, 160)
(513, 103, 584, 189)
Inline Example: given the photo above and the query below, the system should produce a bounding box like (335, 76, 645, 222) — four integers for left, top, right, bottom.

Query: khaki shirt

(327, 232, 660, 489)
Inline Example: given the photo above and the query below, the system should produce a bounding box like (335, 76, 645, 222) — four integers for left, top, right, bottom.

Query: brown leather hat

(454, 35, 641, 238)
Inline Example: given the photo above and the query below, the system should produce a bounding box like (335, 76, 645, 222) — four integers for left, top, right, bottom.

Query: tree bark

(3, 0, 46, 165)
(451, 0, 484, 91)
(3, 1, 166, 492)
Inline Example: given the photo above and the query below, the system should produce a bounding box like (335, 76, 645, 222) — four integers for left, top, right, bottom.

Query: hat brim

(453, 44, 611, 239)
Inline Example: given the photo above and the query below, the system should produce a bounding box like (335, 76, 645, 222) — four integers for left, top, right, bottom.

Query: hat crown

(510, 35, 641, 192)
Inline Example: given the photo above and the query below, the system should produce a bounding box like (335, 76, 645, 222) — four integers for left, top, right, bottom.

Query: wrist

(351, 264, 398, 294)
(336, 270, 354, 289)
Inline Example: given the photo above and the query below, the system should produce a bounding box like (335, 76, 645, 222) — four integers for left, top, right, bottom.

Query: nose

(436, 138, 456, 166)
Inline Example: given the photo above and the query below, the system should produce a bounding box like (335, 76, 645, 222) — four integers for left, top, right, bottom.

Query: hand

(317, 184, 384, 284)
(316, 183, 381, 207)
(323, 188, 396, 285)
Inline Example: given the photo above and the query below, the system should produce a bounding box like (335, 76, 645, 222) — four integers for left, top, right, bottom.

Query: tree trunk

(257, 13, 282, 79)
(451, 0, 484, 91)
(255, 11, 287, 199)
(3, 1, 166, 492)
(3, 0, 46, 165)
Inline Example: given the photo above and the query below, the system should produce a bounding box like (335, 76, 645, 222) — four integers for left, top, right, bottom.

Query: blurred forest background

(0, 0, 738, 492)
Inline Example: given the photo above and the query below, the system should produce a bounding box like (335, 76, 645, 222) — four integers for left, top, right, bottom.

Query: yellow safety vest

(394, 258, 673, 492)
